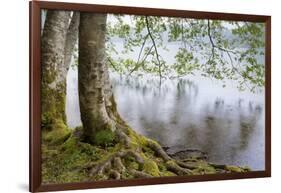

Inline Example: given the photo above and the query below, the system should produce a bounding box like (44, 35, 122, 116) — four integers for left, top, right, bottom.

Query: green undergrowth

(42, 128, 118, 183)
(42, 125, 250, 184)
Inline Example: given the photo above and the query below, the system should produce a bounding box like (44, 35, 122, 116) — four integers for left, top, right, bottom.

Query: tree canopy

(105, 15, 265, 92)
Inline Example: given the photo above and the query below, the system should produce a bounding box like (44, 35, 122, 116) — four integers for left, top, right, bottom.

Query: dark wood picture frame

(30, 1, 271, 192)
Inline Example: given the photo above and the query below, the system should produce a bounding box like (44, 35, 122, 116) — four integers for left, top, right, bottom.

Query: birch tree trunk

(64, 12, 80, 70)
(79, 13, 116, 144)
(77, 12, 203, 178)
(41, 10, 71, 128)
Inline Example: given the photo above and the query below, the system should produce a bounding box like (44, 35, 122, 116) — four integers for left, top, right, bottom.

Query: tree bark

(79, 13, 115, 143)
(64, 12, 80, 70)
(77, 12, 192, 178)
(41, 10, 71, 128)
(76, 12, 206, 179)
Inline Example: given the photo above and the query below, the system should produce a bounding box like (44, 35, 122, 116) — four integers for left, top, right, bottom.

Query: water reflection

(111, 73, 265, 171)
(66, 68, 265, 170)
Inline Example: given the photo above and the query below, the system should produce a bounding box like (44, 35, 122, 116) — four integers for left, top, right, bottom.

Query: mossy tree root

(87, 124, 197, 179)
(129, 169, 153, 178)
(89, 149, 144, 179)
(165, 161, 193, 175)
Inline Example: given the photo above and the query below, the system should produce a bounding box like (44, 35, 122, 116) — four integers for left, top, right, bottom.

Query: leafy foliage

(105, 14, 265, 92)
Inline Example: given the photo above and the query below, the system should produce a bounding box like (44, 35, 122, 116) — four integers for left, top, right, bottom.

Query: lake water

(66, 66, 265, 171)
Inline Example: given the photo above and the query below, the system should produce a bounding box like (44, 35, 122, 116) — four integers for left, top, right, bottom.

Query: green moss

(109, 95, 118, 115)
(157, 161, 176, 177)
(126, 127, 160, 153)
(93, 174, 108, 181)
(121, 171, 134, 179)
(142, 145, 155, 156)
(162, 171, 176, 176)
(225, 165, 244, 173)
(42, 144, 59, 160)
(108, 94, 126, 124)
(143, 160, 160, 177)
(41, 124, 248, 184)
(94, 129, 116, 147)
(157, 162, 166, 171)
(192, 165, 217, 174)
(42, 121, 71, 145)
(94, 129, 115, 147)
(60, 134, 78, 152)
(41, 113, 54, 130)
(242, 166, 251, 172)
(41, 77, 67, 129)
(128, 161, 139, 170)
(42, 133, 105, 184)
(166, 160, 177, 168)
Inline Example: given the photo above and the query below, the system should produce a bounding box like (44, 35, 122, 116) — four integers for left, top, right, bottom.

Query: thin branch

(136, 34, 149, 65)
(207, 19, 239, 67)
(207, 19, 216, 60)
(128, 34, 149, 75)
(107, 57, 118, 72)
(207, 20, 239, 55)
(128, 45, 153, 75)
(145, 16, 162, 83)
(181, 20, 187, 49)
(207, 19, 251, 90)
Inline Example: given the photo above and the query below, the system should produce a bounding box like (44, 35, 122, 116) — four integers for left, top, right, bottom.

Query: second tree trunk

(78, 13, 115, 144)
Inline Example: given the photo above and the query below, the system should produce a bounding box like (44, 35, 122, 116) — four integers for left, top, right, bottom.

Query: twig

(207, 20, 239, 55)
(136, 34, 149, 65)
(107, 57, 118, 72)
(128, 45, 154, 75)
(128, 34, 150, 75)
(206, 20, 251, 90)
(145, 16, 162, 84)
(181, 20, 187, 49)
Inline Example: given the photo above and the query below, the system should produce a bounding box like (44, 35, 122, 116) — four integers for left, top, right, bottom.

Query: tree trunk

(78, 13, 116, 144)
(64, 12, 80, 70)
(77, 12, 201, 179)
(41, 10, 71, 129)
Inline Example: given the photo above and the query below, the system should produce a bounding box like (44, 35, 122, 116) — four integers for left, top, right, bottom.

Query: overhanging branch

(145, 16, 163, 83)
(207, 19, 251, 90)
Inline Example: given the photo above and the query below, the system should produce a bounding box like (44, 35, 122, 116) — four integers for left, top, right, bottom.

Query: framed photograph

(29, 1, 271, 192)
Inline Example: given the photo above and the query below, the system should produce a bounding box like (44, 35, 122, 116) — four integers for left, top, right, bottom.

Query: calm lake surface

(66, 67, 265, 171)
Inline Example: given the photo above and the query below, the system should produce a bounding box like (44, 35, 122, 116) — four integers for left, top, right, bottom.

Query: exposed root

(89, 149, 145, 177)
(165, 160, 193, 175)
(124, 150, 144, 164)
(129, 169, 152, 178)
(109, 169, 121, 179)
(90, 157, 112, 176)
(84, 118, 248, 180)
(86, 119, 201, 179)
(146, 139, 171, 161)
(42, 125, 249, 183)
(209, 163, 226, 170)
(42, 96, 249, 183)
(176, 160, 198, 170)
(115, 128, 131, 147)
(88, 138, 196, 179)
(209, 163, 250, 173)
(112, 157, 125, 172)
